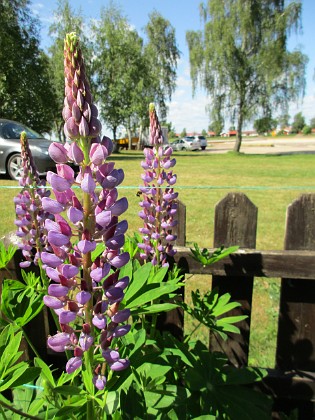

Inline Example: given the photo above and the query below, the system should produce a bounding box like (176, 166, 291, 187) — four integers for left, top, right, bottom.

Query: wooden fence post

(276, 194, 315, 371)
(210, 192, 257, 367)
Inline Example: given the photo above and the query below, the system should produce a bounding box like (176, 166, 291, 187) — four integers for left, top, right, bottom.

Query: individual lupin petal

(89, 116, 102, 137)
(47, 333, 71, 352)
(105, 287, 124, 302)
(20, 261, 31, 268)
(68, 142, 84, 164)
(92, 314, 107, 329)
(77, 239, 96, 254)
(115, 276, 129, 291)
(72, 102, 82, 123)
(48, 231, 70, 246)
(81, 170, 96, 193)
(48, 142, 68, 163)
(111, 308, 130, 323)
(79, 332, 94, 351)
(105, 234, 125, 250)
(46, 267, 61, 282)
(101, 136, 113, 155)
(65, 117, 79, 139)
(110, 358, 130, 371)
(79, 117, 89, 137)
(48, 284, 69, 297)
(110, 197, 128, 216)
(90, 143, 108, 166)
(76, 291, 91, 305)
(93, 375, 107, 390)
(67, 206, 83, 224)
(42, 197, 64, 214)
(61, 264, 79, 279)
(43, 295, 64, 309)
(90, 265, 110, 282)
(111, 324, 131, 337)
(66, 356, 82, 374)
(41, 252, 63, 268)
(103, 348, 120, 363)
(110, 252, 130, 268)
(96, 210, 112, 228)
(59, 310, 77, 324)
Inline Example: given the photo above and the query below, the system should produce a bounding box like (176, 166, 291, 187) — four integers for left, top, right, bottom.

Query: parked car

(0, 119, 56, 180)
(192, 135, 207, 150)
(171, 137, 201, 151)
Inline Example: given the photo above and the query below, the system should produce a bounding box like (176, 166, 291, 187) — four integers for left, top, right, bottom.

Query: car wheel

(7, 153, 23, 180)
(182, 147, 186, 151)
(201, 146, 206, 150)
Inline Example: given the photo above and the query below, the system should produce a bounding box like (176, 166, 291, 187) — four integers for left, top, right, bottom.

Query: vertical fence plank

(276, 194, 315, 371)
(210, 192, 257, 367)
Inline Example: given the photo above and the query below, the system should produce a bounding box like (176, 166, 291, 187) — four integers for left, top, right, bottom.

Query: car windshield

(0, 121, 42, 140)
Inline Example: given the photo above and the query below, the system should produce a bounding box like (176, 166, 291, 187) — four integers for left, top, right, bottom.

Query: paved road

(206, 136, 315, 155)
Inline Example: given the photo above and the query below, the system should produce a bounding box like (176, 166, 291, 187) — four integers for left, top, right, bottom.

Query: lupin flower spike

(138, 104, 178, 267)
(43, 32, 130, 389)
(14, 131, 52, 268)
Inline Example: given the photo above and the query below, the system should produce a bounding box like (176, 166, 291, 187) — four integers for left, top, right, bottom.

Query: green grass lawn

(1, 150, 315, 367)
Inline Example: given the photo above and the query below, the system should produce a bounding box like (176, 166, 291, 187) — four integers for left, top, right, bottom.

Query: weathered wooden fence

(174, 192, 315, 419)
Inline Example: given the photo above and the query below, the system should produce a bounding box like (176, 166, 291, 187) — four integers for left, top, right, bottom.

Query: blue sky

(32, 0, 315, 134)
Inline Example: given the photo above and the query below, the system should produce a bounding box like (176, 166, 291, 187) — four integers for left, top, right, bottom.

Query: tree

(92, 4, 147, 145)
(201, 129, 207, 137)
(0, 0, 57, 132)
(187, 0, 308, 152)
(144, 11, 180, 120)
(309, 117, 315, 129)
(48, 0, 92, 141)
(254, 117, 277, 135)
(291, 112, 305, 133)
(180, 128, 187, 137)
(278, 113, 291, 129)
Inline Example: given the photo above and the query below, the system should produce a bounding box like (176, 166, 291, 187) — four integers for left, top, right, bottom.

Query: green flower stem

(82, 188, 95, 417)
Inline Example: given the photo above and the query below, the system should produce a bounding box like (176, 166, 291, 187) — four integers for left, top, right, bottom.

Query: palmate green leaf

(1, 279, 44, 327)
(0, 241, 17, 269)
(190, 243, 239, 267)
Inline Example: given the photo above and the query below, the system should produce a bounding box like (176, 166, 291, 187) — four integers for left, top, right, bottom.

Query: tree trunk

(112, 126, 119, 153)
(234, 100, 244, 152)
(137, 124, 143, 150)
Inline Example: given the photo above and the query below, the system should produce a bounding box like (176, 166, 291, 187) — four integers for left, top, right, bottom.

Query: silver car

(0, 119, 56, 180)
(171, 137, 201, 151)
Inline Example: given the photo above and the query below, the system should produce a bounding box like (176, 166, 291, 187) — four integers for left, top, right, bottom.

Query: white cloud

(289, 93, 315, 123)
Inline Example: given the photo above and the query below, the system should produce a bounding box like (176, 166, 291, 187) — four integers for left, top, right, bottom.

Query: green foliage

(187, 0, 308, 152)
(190, 243, 238, 267)
(0, 325, 40, 395)
(254, 117, 277, 134)
(302, 125, 311, 135)
(0, 241, 17, 270)
(0, 0, 57, 132)
(309, 117, 315, 129)
(1, 270, 44, 328)
(180, 128, 187, 137)
(291, 112, 306, 133)
(181, 288, 247, 340)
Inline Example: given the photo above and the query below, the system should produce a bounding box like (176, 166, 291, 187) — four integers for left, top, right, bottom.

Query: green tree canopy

(187, 0, 308, 152)
(254, 117, 277, 134)
(291, 112, 305, 133)
(144, 11, 180, 120)
(0, 0, 57, 132)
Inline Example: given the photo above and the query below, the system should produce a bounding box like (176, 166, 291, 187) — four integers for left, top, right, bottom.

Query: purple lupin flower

(42, 32, 130, 387)
(138, 104, 178, 266)
(14, 132, 53, 268)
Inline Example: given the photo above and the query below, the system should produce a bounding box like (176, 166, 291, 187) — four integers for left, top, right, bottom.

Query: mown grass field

(1, 150, 315, 367)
